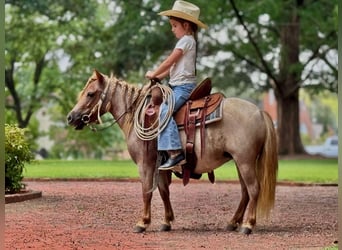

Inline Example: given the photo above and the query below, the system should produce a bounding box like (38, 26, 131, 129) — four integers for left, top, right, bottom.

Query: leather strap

(208, 171, 215, 184)
(200, 96, 210, 157)
(186, 114, 196, 153)
(183, 101, 198, 186)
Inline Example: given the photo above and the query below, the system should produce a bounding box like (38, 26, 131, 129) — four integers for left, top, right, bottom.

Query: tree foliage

(5, 0, 98, 127)
(5, 0, 120, 158)
(204, 0, 337, 92)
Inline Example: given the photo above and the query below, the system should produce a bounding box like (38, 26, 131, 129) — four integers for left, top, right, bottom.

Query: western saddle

(147, 78, 224, 185)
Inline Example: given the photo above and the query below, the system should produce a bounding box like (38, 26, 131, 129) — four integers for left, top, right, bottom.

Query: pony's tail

(256, 111, 278, 219)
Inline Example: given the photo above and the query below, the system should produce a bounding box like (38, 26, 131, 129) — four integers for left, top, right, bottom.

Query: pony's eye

(87, 92, 95, 97)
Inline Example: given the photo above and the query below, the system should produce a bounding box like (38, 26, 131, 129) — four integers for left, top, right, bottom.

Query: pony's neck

(105, 76, 144, 136)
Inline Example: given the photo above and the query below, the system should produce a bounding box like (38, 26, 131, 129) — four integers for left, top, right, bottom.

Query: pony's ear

(94, 69, 104, 83)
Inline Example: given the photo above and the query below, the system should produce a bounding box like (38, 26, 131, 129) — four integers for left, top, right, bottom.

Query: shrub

(5, 124, 34, 194)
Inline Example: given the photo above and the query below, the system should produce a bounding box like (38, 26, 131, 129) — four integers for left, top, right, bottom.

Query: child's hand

(145, 71, 154, 79)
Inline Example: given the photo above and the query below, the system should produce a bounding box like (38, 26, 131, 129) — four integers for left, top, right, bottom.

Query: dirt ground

(5, 180, 338, 249)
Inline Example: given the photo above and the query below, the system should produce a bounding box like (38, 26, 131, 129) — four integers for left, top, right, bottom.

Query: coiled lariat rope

(134, 83, 175, 141)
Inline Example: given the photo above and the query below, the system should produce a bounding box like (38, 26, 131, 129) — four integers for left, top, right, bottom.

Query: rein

(87, 110, 128, 132)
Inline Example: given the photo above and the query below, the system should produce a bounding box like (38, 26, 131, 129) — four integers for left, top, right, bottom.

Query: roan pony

(67, 70, 278, 234)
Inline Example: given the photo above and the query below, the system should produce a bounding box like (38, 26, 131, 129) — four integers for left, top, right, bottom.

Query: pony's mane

(79, 72, 148, 102)
(106, 74, 144, 109)
(105, 74, 150, 134)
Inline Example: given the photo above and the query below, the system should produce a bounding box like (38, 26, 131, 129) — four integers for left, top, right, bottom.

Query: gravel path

(5, 181, 338, 249)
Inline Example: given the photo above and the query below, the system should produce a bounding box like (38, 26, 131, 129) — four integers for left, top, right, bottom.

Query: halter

(81, 78, 131, 132)
(81, 77, 140, 132)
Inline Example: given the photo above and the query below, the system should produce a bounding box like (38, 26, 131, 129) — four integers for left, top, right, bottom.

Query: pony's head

(67, 70, 107, 130)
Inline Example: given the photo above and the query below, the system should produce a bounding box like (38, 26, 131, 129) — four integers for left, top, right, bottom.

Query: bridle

(80, 79, 126, 132)
(81, 78, 112, 125)
(80, 78, 139, 132)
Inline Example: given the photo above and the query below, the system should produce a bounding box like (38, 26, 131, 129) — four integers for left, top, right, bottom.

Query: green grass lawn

(24, 158, 338, 184)
(25, 160, 139, 179)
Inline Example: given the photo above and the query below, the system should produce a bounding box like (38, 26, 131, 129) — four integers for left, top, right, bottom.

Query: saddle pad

(175, 93, 224, 129)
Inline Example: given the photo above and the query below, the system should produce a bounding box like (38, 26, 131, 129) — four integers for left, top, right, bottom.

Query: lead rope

(133, 83, 174, 141)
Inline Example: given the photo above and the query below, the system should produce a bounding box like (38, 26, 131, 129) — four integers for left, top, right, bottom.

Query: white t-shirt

(169, 35, 197, 86)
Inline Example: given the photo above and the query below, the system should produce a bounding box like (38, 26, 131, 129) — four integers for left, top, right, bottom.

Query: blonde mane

(105, 74, 150, 135)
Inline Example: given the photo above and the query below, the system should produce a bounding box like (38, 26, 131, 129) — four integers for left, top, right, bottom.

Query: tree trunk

(276, 88, 305, 155)
(5, 61, 25, 128)
(276, 3, 306, 155)
(5, 56, 45, 128)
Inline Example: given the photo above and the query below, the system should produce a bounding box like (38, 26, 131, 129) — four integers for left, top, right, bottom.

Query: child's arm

(146, 48, 183, 79)
(155, 69, 169, 80)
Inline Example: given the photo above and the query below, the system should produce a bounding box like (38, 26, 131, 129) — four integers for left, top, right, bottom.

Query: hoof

(160, 224, 172, 232)
(226, 224, 238, 232)
(240, 227, 252, 235)
(133, 225, 146, 233)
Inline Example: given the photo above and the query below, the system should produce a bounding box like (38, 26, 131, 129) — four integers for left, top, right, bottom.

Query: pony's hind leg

(157, 170, 175, 231)
(227, 169, 249, 231)
(237, 162, 260, 234)
(228, 161, 259, 235)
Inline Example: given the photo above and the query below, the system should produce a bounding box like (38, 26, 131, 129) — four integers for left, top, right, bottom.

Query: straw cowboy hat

(158, 0, 208, 29)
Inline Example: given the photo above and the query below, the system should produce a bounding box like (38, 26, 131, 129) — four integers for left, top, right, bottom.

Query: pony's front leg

(158, 170, 174, 231)
(133, 187, 153, 233)
(133, 163, 155, 233)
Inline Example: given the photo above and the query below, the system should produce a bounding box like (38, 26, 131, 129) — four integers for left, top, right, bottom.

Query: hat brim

(158, 10, 208, 29)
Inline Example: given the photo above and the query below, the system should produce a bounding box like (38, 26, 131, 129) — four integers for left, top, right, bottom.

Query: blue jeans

(158, 83, 196, 151)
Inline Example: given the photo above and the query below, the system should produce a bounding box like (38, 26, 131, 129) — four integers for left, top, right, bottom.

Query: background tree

(5, 0, 125, 158)
(203, 0, 337, 155)
(5, 0, 98, 128)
